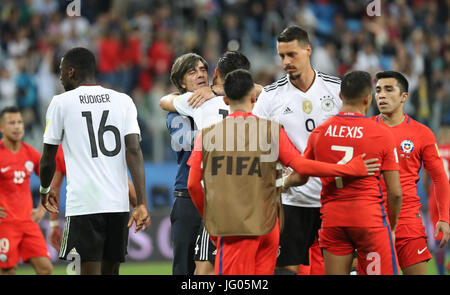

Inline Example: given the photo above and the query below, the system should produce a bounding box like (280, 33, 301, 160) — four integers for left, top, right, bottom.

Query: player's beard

(288, 72, 301, 81)
(285, 66, 301, 81)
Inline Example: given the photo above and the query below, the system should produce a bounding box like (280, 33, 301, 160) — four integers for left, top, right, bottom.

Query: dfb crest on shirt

(302, 100, 313, 114)
(320, 96, 334, 112)
(400, 140, 414, 154)
(25, 161, 34, 173)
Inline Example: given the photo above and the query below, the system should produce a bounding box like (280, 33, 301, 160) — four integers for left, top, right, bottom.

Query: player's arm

(187, 85, 219, 108)
(125, 134, 150, 232)
(382, 170, 402, 232)
(159, 93, 178, 112)
(422, 143, 450, 247)
(278, 128, 380, 178)
(48, 170, 64, 249)
(39, 143, 59, 213)
(251, 89, 271, 119)
(187, 166, 204, 217)
(187, 131, 204, 216)
(282, 170, 309, 191)
(128, 178, 137, 208)
(187, 84, 261, 108)
(283, 135, 317, 190)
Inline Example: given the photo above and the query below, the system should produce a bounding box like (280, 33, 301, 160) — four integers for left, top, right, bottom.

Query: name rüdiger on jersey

(79, 94, 110, 104)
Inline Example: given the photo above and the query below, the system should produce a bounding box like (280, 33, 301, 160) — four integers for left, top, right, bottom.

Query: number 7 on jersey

(331, 145, 354, 188)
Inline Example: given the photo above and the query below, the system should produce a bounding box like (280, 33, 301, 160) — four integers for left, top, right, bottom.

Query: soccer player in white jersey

(252, 26, 342, 275)
(39, 47, 150, 275)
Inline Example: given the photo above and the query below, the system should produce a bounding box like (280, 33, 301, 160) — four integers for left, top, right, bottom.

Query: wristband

(40, 185, 51, 195)
(210, 85, 218, 96)
(49, 220, 59, 228)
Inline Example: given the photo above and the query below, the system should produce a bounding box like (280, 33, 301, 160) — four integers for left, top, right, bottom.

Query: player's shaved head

(60, 47, 96, 91)
(340, 71, 373, 103)
(375, 71, 409, 94)
(62, 47, 96, 80)
(224, 69, 254, 102)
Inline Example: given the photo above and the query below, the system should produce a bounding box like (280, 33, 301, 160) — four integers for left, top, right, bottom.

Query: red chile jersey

(0, 140, 40, 222)
(304, 112, 399, 227)
(372, 115, 450, 225)
(56, 144, 66, 175)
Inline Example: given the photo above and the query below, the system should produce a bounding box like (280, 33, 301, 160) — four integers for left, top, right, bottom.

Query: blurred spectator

(15, 56, 37, 113)
(353, 41, 381, 76)
(32, 0, 58, 19)
(312, 41, 338, 76)
(0, 66, 16, 109)
(97, 28, 121, 89)
(147, 29, 174, 79)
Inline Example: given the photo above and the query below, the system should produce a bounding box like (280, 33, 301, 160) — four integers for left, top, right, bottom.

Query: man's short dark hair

(170, 53, 208, 94)
(0, 106, 20, 121)
(63, 47, 96, 79)
(277, 25, 310, 46)
(340, 71, 373, 102)
(224, 69, 254, 101)
(217, 51, 251, 79)
(375, 71, 409, 94)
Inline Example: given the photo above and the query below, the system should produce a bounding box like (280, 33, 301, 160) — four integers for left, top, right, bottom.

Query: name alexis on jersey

(79, 94, 110, 104)
(325, 125, 364, 139)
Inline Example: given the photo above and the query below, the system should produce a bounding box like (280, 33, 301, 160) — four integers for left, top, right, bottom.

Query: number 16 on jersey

(82, 110, 121, 158)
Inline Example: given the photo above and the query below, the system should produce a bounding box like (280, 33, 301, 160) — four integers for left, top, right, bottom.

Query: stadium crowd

(0, 0, 449, 161)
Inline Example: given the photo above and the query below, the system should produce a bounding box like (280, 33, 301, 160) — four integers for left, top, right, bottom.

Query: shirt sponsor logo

(400, 140, 414, 154)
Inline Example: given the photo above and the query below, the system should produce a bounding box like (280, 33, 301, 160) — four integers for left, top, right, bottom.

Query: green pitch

(15, 257, 448, 275)
(15, 261, 172, 275)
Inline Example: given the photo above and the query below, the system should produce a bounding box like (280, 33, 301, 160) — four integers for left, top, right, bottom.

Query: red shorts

(0, 221, 50, 269)
(319, 226, 400, 275)
(215, 221, 279, 275)
(395, 223, 432, 269)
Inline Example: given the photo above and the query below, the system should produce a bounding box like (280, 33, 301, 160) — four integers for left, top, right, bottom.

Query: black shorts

(193, 224, 216, 263)
(276, 205, 321, 267)
(59, 212, 129, 263)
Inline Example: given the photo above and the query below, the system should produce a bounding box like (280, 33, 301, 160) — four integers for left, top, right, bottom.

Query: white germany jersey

(43, 85, 141, 216)
(252, 70, 342, 207)
(173, 92, 230, 129)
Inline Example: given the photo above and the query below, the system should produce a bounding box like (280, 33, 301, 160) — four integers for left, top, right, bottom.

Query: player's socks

(273, 269, 297, 275)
